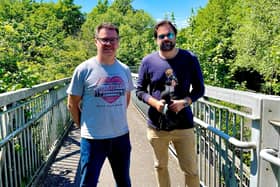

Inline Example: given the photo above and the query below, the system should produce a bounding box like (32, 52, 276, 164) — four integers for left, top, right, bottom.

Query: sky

(72, 0, 208, 29)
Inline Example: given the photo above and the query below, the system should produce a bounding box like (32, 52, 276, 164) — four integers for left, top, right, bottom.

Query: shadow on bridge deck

(39, 103, 184, 187)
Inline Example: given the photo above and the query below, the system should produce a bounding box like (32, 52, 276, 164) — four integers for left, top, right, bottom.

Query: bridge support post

(258, 97, 280, 187)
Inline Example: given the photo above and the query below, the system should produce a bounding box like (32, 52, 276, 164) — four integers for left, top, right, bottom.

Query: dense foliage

(80, 0, 156, 67)
(0, 0, 279, 95)
(179, 0, 280, 95)
(0, 0, 86, 92)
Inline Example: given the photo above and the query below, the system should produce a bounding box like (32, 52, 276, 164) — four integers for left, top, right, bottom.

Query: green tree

(80, 0, 155, 67)
(232, 0, 280, 94)
(180, 0, 280, 95)
(0, 0, 39, 92)
(0, 0, 85, 92)
(111, 0, 133, 15)
(55, 0, 85, 36)
(181, 0, 238, 88)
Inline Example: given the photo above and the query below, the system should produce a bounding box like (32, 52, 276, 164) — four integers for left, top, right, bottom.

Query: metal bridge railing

(131, 73, 280, 187)
(1, 74, 279, 187)
(0, 78, 71, 187)
(193, 98, 256, 187)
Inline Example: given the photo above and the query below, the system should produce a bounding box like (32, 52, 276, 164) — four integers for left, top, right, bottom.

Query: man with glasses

(136, 20, 205, 187)
(67, 22, 134, 187)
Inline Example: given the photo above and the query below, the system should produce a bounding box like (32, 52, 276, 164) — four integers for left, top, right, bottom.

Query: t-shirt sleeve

(126, 66, 134, 91)
(66, 67, 84, 96)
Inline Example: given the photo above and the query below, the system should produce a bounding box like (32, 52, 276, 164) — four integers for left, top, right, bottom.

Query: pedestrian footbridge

(1, 75, 280, 187)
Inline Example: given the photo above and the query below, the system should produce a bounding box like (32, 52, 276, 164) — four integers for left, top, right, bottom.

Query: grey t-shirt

(67, 57, 134, 139)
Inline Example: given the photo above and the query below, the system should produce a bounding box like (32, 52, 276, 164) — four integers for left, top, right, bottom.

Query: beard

(160, 41, 175, 51)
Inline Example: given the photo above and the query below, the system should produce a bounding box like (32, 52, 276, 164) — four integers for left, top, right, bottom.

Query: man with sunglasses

(136, 20, 205, 187)
(67, 22, 134, 187)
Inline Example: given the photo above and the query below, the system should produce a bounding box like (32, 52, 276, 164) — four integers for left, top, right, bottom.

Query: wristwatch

(183, 98, 189, 107)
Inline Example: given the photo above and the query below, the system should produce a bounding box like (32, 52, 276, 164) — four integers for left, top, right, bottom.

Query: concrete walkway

(40, 103, 184, 187)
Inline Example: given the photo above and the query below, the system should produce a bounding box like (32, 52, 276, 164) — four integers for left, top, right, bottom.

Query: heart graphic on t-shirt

(97, 76, 124, 103)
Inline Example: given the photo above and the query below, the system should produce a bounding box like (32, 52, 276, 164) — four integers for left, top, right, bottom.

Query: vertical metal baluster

(239, 117, 244, 187)
(218, 109, 222, 187)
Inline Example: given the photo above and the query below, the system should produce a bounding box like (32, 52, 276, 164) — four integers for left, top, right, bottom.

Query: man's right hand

(67, 95, 82, 128)
(156, 99, 166, 113)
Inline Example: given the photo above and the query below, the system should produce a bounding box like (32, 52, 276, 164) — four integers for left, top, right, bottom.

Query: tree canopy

(179, 0, 280, 94)
(0, 0, 279, 95)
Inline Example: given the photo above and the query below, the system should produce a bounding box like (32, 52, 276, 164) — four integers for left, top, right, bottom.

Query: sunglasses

(157, 32, 175, 40)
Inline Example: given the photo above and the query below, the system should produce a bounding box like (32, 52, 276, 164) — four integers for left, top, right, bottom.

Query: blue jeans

(80, 133, 131, 187)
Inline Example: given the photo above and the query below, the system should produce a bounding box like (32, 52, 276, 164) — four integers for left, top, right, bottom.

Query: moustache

(160, 41, 175, 51)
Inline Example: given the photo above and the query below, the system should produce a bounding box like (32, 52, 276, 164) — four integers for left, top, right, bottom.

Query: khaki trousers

(147, 127, 199, 187)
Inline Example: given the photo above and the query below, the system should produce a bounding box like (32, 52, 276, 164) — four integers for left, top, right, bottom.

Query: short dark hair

(153, 20, 177, 39)
(95, 22, 119, 38)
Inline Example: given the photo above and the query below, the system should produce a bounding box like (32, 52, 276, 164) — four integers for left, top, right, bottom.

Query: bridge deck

(39, 103, 185, 187)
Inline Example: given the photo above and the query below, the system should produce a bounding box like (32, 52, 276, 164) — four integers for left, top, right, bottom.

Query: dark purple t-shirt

(136, 49, 205, 130)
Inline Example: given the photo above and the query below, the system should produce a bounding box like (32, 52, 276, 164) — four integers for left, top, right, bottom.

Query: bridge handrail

(194, 118, 257, 149)
(269, 120, 280, 127)
(260, 148, 280, 167)
(0, 97, 65, 148)
(0, 78, 72, 187)
(0, 77, 71, 107)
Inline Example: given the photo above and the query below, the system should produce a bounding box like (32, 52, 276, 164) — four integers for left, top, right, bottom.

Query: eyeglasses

(157, 32, 175, 40)
(96, 37, 119, 44)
